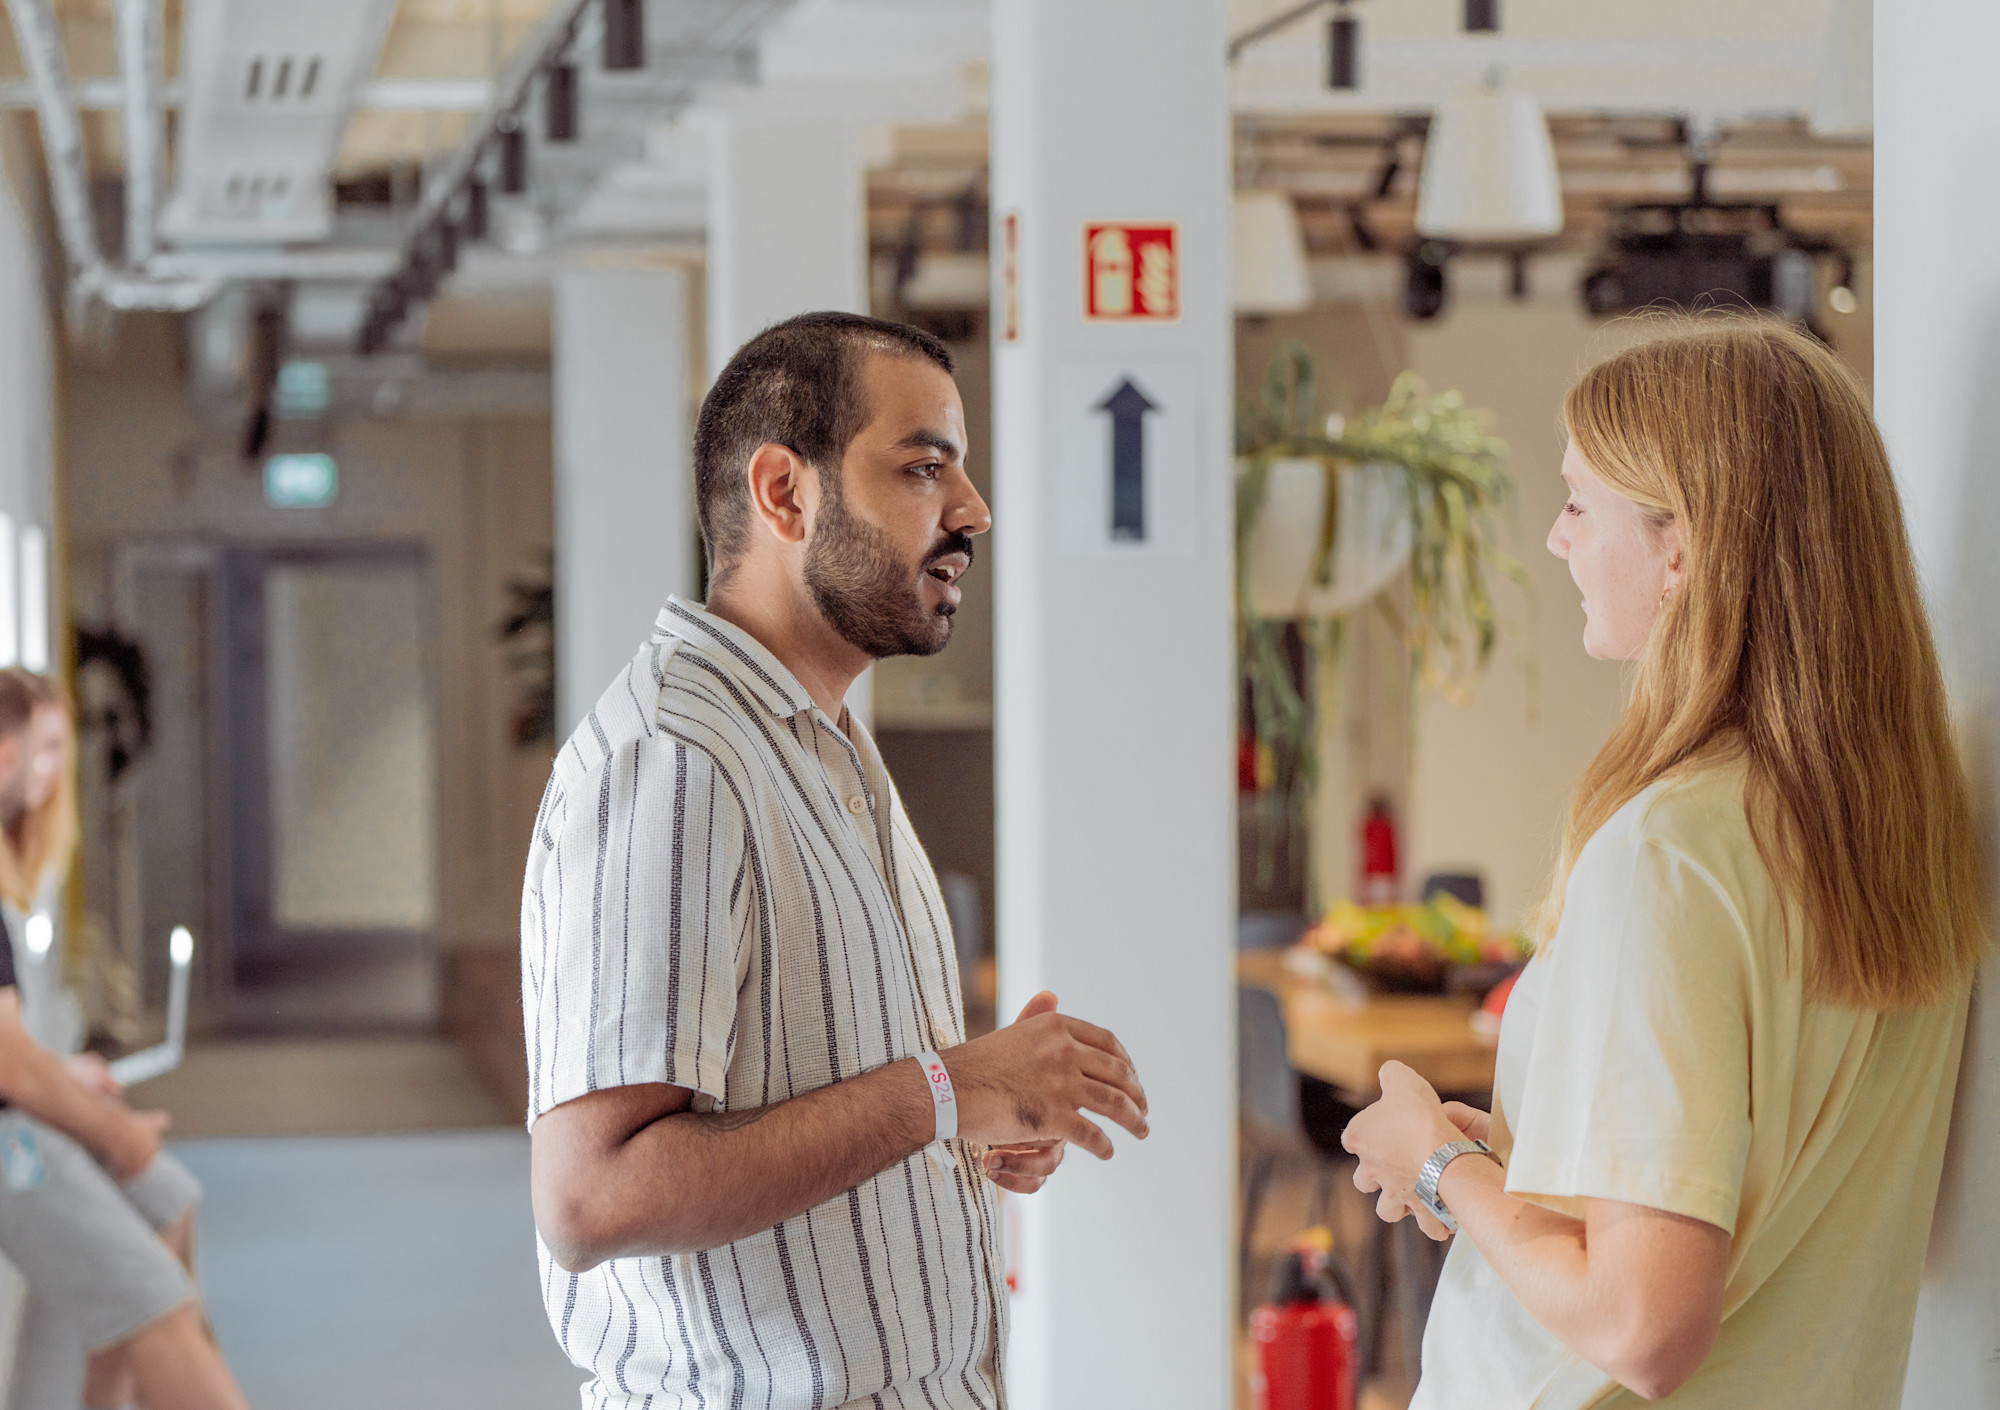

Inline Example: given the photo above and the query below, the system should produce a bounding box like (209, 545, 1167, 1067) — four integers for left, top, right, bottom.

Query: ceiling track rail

(383, 0, 598, 279)
(356, 0, 795, 352)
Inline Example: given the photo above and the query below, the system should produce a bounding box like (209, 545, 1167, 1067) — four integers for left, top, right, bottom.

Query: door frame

(216, 540, 440, 992)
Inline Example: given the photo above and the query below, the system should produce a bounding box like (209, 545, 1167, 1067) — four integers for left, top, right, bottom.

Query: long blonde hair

(1537, 314, 1984, 1008)
(0, 668, 77, 913)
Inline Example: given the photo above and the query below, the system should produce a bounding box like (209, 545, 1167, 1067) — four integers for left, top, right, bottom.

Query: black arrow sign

(1096, 377, 1157, 542)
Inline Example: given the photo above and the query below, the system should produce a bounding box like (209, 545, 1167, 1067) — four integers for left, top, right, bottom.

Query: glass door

(224, 547, 439, 1030)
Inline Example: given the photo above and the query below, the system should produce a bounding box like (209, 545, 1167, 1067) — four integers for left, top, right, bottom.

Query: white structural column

(1877, 5, 2000, 1405)
(705, 108, 873, 721)
(552, 259, 697, 734)
(705, 112, 868, 373)
(990, 3, 1233, 1407)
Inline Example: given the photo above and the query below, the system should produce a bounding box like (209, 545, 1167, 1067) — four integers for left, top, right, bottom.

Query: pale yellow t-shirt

(1415, 763, 1970, 1409)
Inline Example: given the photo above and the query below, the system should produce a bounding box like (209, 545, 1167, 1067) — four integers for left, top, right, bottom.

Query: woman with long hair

(0, 665, 78, 916)
(1342, 315, 1981, 1406)
(0, 667, 233, 1408)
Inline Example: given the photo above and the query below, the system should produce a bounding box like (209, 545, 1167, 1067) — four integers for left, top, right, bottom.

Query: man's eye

(911, 462, 941, 480)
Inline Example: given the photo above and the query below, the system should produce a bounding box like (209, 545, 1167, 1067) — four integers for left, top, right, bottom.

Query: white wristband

(915, 1051, 958, 1172)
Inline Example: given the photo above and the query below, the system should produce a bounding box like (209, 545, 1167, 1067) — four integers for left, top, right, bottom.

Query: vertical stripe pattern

(523, 598, 1006, 1410)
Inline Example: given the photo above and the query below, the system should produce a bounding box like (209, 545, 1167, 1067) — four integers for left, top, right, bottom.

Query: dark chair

(1419, 871, 1485, 909)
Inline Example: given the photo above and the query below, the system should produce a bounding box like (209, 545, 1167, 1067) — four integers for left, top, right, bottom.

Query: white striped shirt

(522, 597, 1007, 1410)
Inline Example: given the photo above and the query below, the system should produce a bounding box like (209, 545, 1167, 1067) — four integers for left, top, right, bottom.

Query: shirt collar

(653, 596, 817, 718)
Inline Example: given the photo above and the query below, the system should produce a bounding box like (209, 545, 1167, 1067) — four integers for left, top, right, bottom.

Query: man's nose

(951, 476, 993, 537)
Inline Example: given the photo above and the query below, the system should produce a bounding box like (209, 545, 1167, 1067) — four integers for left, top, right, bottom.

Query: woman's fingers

(1410, 1204, 1453, 1242)
(1441, 1101, 1490, 1141)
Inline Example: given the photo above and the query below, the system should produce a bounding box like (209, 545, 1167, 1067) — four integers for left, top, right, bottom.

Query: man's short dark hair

(694, 312, 954, 572)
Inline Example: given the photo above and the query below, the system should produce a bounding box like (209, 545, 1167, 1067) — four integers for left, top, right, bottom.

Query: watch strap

(1414, 1138, 1498, 1232)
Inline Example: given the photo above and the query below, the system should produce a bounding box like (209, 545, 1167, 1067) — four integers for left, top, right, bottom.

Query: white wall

(1399, 296, 1630, 926)
(0, 143, 53, 539)
(1876, 4, 2000, 1403)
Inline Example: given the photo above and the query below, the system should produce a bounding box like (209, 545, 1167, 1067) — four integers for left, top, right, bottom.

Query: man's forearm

(541, 1057, 938, 1269)
(0, 1032, 131, 1160)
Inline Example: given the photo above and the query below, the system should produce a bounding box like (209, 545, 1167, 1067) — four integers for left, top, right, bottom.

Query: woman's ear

(1661, 520, 1688, 598)
(744, 443, 810, 547)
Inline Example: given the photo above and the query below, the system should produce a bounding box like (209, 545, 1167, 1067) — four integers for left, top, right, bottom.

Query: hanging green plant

(1235, 342, 1529, 884)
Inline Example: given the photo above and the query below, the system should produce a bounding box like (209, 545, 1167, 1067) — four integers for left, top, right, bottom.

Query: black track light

(465, 179, 490, 241)
(545, 62, 579, 143)
(1327, 11, 1359, 90)
(1404, 242, 1450, 320)
(1464, 0, 1498, 32)
(604, 0, 644, 71)
(497, 118, 528, 194)
(433, 221, 459, 279)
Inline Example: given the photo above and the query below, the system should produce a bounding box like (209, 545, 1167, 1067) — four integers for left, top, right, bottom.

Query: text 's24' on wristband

(916, 1051, 958, 1172)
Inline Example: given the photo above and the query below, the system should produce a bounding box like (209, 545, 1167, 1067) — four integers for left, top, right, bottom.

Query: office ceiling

(0, 0, 1866, 321)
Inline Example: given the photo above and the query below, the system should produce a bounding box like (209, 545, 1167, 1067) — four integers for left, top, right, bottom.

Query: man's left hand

(1342, 1060, 1465, 1241)
(982, 1139, 1064, 1194)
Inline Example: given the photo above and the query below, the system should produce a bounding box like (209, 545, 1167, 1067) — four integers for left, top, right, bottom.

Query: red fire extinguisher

(1249, 1246, 1359, 1410)
(1358, 794, 1399, 906)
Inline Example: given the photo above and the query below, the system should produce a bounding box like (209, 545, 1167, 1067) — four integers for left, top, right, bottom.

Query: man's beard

(804, 492, 971, 660)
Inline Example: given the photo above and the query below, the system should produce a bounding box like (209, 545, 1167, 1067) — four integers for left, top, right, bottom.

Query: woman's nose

(1546, 516, 1568, 559)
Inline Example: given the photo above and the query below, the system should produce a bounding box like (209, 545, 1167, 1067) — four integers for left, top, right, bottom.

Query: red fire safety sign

(1082, 222, 1179, 321)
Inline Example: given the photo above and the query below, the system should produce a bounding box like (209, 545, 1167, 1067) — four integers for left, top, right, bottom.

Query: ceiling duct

(161, 0, 401, 245)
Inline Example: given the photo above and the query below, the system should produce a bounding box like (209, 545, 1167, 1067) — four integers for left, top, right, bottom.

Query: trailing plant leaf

(1235, 342, 1532, 886)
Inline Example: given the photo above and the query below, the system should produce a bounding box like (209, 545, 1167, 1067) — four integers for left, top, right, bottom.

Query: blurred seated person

(0, 669, 204, 1267)
(0, 669, 246, 1410)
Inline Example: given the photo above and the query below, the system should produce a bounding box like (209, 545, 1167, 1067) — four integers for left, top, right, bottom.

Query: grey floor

(176, 1130, 586, 1410)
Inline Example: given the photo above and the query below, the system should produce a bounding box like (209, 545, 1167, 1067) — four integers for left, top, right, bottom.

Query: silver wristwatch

(1413, 1138, 1501, 1232)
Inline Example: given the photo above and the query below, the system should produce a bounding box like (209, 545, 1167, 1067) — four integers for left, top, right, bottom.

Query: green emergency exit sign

(264, 453, 339, 508)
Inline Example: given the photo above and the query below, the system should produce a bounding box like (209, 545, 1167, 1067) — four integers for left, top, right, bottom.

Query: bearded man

(525, 312, 1149, 1410)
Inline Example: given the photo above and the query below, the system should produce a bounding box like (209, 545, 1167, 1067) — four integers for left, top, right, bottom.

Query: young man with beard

(525, 313, 1149, 1409)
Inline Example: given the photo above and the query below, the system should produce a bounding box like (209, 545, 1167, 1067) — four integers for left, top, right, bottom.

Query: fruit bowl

(1295, 898, 1529, 997)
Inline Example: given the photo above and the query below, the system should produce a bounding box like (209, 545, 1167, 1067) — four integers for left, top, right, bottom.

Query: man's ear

(743, 443, 815, 548)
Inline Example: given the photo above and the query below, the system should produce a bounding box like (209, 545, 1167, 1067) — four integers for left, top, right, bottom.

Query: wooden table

(1237, 949, 1496, 1101)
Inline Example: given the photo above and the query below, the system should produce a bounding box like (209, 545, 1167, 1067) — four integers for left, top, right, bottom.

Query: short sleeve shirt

(1415, 762, 1970, 1409)
(521, 598, 1007, 1410)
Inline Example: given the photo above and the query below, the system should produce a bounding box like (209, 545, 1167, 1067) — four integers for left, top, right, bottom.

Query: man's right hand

(939, 992, 1148, 1160)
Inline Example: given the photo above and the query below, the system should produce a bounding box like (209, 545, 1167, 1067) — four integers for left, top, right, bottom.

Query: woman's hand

(1442, 1101, 1491, 1143)
(1341, 1061, 1470, 1241)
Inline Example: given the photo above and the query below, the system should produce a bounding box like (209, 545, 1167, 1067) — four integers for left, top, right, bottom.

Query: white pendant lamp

(1232, 190, 1313, 314)
(1415, 73, 1563, 241)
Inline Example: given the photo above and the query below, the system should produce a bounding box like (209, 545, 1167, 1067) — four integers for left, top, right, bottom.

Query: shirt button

(846, 795, 868, 816)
